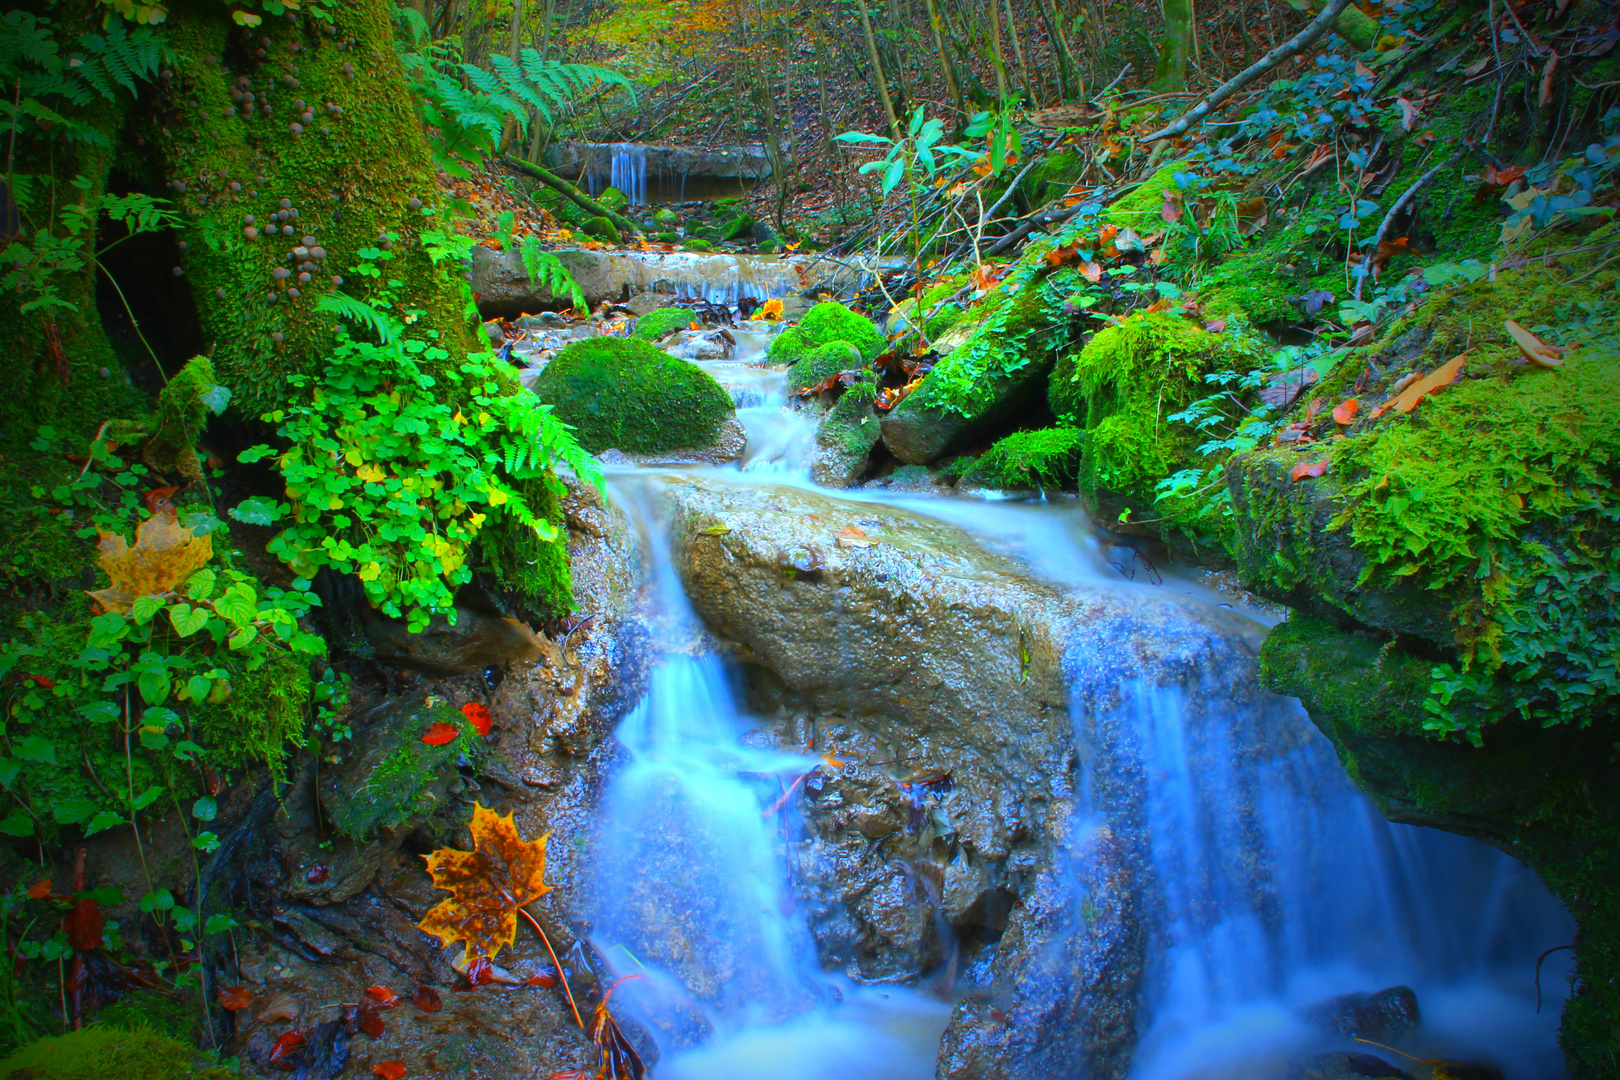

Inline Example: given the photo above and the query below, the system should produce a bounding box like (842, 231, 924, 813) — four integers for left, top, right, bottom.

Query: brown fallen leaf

(1396, 96, 1422, 131)
(1503, 320, 1564, 367)
(255, 991, 300, 1024)
(1539, 53, 1559, 109)
(1332, 398, 1360, 425)
(1291, 459, 1329, 481)
(418, 804, 551, 963)
(87, 510, 213, 614)
(217, 986, 253, 1012)
(411, 985, 441, 1013)
(1371, 353, 1468, 417)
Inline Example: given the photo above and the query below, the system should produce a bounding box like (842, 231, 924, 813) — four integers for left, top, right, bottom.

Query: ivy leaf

(192, 796, 218, 822)
(216, 584, 257, 626)
(169, 603, 209, 637)
(186, 567, 217, 600)
(16, 736, 57, 765)
(417, 803, 553, 962)
(137, 667, 170, 704)
(0, 814, 34, 837)
(130, 595, 165, 624)
(229, 496, 285, 527)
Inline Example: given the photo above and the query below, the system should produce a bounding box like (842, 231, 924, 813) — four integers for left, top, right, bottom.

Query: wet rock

(362, 604, 550, 675)
(1297, 1051, 1412, 1079)
(1306, 985, 1421, 1042)
(660, 479, 1266, 1074)
(317, 696, 471, 842)
(810, 386, 880, 488)
(594, 416, 747, 467)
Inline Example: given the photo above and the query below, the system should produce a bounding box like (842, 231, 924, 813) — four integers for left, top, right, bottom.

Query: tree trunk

(987, 0, 1011, 105)
(853, 0, 901, 138)
(923, 0, 966, 115)
(1152, 0, 1195, 92)
(1003, 0, 1035, 107)
(498, 0, 525, 153)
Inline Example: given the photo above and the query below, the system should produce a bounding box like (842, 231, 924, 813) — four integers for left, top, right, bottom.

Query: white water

(580, 326, 1575, 1079)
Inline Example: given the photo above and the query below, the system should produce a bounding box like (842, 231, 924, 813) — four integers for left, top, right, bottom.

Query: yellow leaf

(327, 496, 343, 510)
(417, 804, 552, 962)
(356, 463, 385, 483)
(487, 488, 508, 507)
(344, 448, 364, 466)
(358, 562, 381, 582)
(86, 511, 213, 614)
(453, 409, 467, 425)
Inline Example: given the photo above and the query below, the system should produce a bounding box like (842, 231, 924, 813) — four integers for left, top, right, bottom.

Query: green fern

(315, 292, 400, 345)
(519, 235, 585, 312)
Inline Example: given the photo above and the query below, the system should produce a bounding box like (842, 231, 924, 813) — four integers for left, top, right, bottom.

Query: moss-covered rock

(582, 216, 622, 243)
(682, 238, 715, 252)
(787, 342, 863, 393)
(631, 307, 697, 341)
(0, 1024, 236, 1079)
(964, 428, 1085, 491)
(653, 208, 679, 228)
(1049, 310, 1266, 512)
(596, 186, 629, 212)
(768, 302, 887, 373)
(1102, 165, 1181, 230)
(533, 336, 734, 454)
(811, 382, 881, 487)
(722, 212, 756, 240)
(320, 695, 479, 840)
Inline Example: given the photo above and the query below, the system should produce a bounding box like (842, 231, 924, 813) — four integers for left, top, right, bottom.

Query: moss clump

(631, 307, 697, 341)
(479, 475, 572, 620)
(1198, 253, 1304, 325)
(596, 187, 629, 212)
(1050, 311, 1266, 505)
(812, 381, 881, 485)
(191, 650, 310, 784)
(787, 342, 862, 393)
(0, 1024, 235, 1079)
(798, 301, 887, 361)
(145, 357, 225, 482)
(582, 216, 621, 243)
(682, 239, 715, 252)
(532, 336, 734, 454)
(1102, 165, 1181, 230)
(722, 212, 756, 240)
(967, 429, 1085, 490)
(323, 697, 477, 840)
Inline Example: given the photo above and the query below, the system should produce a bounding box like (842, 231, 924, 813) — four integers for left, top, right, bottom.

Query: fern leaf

(315, 293, 401, 345)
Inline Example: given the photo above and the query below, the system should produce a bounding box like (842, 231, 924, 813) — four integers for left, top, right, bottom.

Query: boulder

(1297, 1051, 1411, 1080)
(547, 141, 774, 183)
(810, 383, 881, 487)
(630, 306, 697, 341)
(361, 603, 550, 675)
(1305, 985, 1421, 1041)
(659, 478, 1285, 1077)
(316, 696, 480, 841)
(531, 336, 736, 456)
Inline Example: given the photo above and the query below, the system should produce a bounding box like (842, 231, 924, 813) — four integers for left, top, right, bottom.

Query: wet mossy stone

(597, 186, 630, 212)
(811, 381, 881, 487)
(533, 336, 734, 454)
(0, 1024, 236, 1079)
(682, 238, 715, 252)
(965, 428, 1085, 491)
(632, 307, 698, 342)
(787, 341, 862, 393)
(582, 216, 621, 243)
(655, 231, 681, 243)
(319, 696, 479, 841)
(722, 212, 756, 241)
(653, 208, 678, 228)
(769, 302, 886, 373)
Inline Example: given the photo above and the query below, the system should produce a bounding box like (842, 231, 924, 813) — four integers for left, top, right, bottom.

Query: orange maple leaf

(87, 510, 213, 614)
(1370, 353, 1468, 418)
(757, 298, 785, 321)
(418, 804, 551, 963)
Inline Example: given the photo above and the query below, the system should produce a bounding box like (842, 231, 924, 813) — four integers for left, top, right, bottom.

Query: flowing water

(577, 324, 1576, 1079)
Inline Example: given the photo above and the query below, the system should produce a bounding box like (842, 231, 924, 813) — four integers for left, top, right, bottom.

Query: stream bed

(554, 326, 1575, 1080)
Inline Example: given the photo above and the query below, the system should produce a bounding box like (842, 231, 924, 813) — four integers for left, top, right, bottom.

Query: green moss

(900, 281, 1055, 419)
(596, 187, 629, 212)
(1103, 165, 1181, 230)
(798, 301, 887, 361)
(145, 356, 223, 482)
(767, 325, 811, 366)
(582, 216, 622, 243)
(1019, 150, 1082, 207)
(968, 428, 1085, 490)
(93, 991, 195, 1040)
(722, 212, 756, 240)
(190, 650, 310, 784)
(1050, 311, 1267, 505)
(0, 454, 98, 605)
(682, 239, 715, 252)
(532, 336, 734, 454)
(787, 342, 862, 393)
(631, 307, 697, 341)
(0, 1024, 235, 1079)
(152, 0, 480, 416)
(1199, 252, 1303, 325)
(325, 698, 476, 840)
(479, 474, 572, 620)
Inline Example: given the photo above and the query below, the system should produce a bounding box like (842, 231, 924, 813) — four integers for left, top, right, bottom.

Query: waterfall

(1079, 679, 1572, 1080)
(585, 142, 648, 204)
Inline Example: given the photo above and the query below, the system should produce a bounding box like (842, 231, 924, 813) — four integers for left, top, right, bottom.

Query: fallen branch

(1141, 0, 1357, 143)
(501, 156, 642, 237)
(1355, 150, 1462, 300)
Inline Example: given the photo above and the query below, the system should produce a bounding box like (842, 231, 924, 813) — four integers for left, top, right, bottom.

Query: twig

(1485, 0, 1506, 145)
(1355, 151, 1461, 300)
(1098, 63, 1134, 98)
(1141, 0, 1356, 143)
(518, 906, 584, 1029)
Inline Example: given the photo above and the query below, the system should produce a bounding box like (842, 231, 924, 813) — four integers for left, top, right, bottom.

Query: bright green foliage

(237, 283, 598, 632)
(967, 429, 1085, 490)
(797, 301, 887, 361)
(682, 238, 715, 252)
(1102, 165, 1181, 230)
(631, 307, 697, 341)
(190, 651, 311, 782)
(325, 700, 477, 840)
(518, 235, 586, 312)
(722, 213, 755, 240)
(145, 357, 231, 482)
(396, 9, 629, 179)
(787, 342, 862, 393)
(1051, 311, 1267, 505)
(532, 336, 734, 455)
(0, 1023, 235, 1080)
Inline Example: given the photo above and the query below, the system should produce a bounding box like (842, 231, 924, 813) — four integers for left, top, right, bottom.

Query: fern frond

(316, 293, 402, 345)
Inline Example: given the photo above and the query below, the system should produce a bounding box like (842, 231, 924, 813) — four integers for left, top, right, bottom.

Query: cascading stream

(578, 324, 1575, 1079)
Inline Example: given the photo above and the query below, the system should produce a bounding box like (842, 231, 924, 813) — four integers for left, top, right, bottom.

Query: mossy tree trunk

(145, 0, 479, 417)
(1151, 0, 1195, 93)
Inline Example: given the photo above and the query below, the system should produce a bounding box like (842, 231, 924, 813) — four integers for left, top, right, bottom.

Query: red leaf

(411, 985, 442, 1013)
(22, 674, 54, 688)
(1160, 190, 1183, 223)
(460, 702, 492, 738)
(464, 955, 497, 987)
(267, 1030, 306, 1064)
(26, 879, 51, 900)
(217, 985, 253, 1011)
(523, 970, 559, 988)
(421, 723, 459, 746)
(142, 486, 180, 515)
(358, 1002, 385, 1039)
(63, 897, 103, 951)
(365, 985, 400, 1009)
(1332, 398, 1360, 425)
(1291, 459, 1330, 482)
(373, 1063, 407, 1080)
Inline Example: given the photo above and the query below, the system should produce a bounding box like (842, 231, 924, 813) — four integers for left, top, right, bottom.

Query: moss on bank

(0, 1024, 235, 1080)
(532, 336, 734, 454)
(963, 428, 1085, 490)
